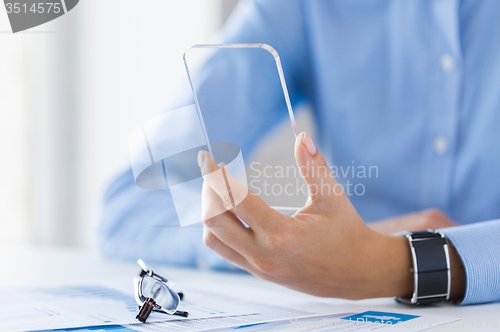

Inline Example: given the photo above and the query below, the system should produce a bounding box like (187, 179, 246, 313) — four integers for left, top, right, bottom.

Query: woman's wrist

(360, 231, 414, 299)
(381, 234, 414, 298)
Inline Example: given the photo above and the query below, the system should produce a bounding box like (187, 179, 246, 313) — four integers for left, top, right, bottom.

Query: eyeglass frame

(134, 259, 188, 322)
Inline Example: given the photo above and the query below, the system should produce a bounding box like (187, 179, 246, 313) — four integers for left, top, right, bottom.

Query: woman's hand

(197, 132, 414, 300)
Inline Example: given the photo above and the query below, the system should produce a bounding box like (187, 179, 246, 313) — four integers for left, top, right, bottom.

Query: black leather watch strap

(396, 230, 451, 305)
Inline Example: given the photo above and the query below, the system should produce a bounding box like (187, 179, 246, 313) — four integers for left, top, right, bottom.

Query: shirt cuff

(440, 219, 500, 305)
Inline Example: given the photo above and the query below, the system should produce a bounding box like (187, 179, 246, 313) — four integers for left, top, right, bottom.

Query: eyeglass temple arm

(139, 268, 170, 283)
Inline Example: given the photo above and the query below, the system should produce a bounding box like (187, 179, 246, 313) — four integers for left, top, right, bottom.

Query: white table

(1, 244, 499, 331)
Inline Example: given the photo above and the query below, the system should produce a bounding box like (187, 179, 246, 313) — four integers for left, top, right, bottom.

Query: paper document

(125, 308, 460, 332)
(34, 308, 461, 332)
(0, 285, 260, 332)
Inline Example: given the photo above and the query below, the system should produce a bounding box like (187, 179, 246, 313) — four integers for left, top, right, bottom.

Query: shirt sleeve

(97, 0, 310, 269)
(440, 219, 500, 304)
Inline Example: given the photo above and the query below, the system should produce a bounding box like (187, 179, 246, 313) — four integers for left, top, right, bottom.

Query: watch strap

(396, 230, 451, 305)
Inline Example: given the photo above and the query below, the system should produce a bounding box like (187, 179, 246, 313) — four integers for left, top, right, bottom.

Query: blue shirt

(98, 0, 500, 305)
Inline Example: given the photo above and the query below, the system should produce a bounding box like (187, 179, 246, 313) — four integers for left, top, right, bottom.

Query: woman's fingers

(294, 132, 342, 208)
(201, 180, 256, 255)
(202, 227, 255, 271)
(198, 151, 281, 233)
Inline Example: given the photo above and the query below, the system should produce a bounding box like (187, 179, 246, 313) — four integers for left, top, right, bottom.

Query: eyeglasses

(134, 259, 188, 323)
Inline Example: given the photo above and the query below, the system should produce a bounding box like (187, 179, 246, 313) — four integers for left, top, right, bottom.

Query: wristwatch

(396, 230, 451, 305)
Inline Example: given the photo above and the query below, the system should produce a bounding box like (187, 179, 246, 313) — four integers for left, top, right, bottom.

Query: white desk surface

(1, 244, 499, 331)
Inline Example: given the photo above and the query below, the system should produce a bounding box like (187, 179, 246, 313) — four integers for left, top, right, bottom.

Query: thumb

(294, 132, 340, 203)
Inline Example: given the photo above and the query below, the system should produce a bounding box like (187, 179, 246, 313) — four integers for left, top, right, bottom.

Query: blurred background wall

(0, 0, 313, 248)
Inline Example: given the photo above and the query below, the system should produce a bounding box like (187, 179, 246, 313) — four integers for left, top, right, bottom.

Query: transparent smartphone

(183, 44, 303, 216)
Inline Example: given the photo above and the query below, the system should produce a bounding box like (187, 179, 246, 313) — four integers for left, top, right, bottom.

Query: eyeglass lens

(141, 274, 180, 313)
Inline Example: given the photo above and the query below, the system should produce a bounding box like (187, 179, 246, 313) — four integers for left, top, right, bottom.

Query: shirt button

(440, 54, 455, 73)
(433, 136, 449, 155)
